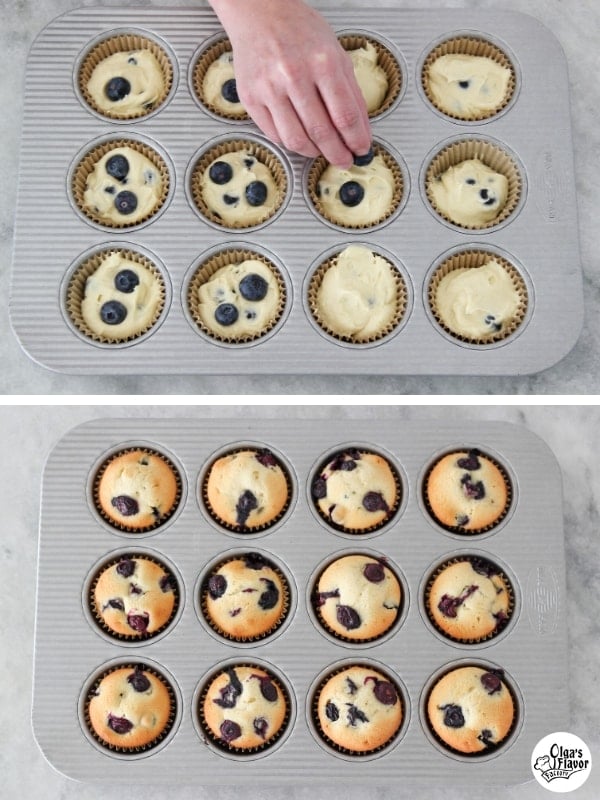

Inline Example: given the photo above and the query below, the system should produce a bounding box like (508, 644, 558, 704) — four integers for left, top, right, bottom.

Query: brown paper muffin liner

(65, 247, 166, 344)
(78, 33, 174, 120)
(427, 249, 528, 345)
(338, 34, 402, 117)
(192, 37, 250, 121)
(422, 449, 513, 535)
(312, 555, 402, 644)
(190, 139, 287, 229)
(71, 138, 170, 228)
(198, 662, 291, 755)
(201, 446, 293, 534)
(83, 662, 177, 753)
(311, 448, 402, 535)
(88, 552, 180, 642)
(307, 247, 407, 344)
(424, 556, 514, 644)
(312, 662, 404, 756)
(92, 446, 182, 533)
(187, 248, 286, 344)
(425, 138, 522, 230)
(307, 142, 403, 230)
(422, 36, 516, 121)
(424, 663, 519, 756)
(200, 553, 291, 642)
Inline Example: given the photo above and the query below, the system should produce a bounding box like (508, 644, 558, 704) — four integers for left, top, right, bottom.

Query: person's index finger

(318, 71, 372, 157)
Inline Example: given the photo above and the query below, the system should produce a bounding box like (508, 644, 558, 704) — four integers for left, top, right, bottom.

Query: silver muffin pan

(33, 417, 568, 783)
(10, 6, 582, 375)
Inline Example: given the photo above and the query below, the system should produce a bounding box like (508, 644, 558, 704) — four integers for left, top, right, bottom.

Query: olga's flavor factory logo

(532, 732, 592, 793)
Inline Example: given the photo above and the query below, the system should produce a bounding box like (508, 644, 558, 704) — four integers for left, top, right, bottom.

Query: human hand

(208, 0, 372, 167)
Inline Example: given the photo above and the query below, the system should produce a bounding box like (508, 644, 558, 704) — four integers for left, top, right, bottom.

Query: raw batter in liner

(427, 54, 511, 118)
(348, 42, 388, 113)
(86, 50, 165, 116)
(429, 158, 508, 227)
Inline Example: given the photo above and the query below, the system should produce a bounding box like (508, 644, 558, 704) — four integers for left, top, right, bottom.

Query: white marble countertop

(1, 0, 599, 395)
(0, 404, 598, 798)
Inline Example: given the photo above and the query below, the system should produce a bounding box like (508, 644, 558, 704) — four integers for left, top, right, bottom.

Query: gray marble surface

(1, 0, 600, 395)
(0, 404, 598, 798)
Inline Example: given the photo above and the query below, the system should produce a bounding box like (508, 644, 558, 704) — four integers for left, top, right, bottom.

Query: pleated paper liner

(87, 551, 181, 642)
(307, 246, 407, 345)
(198, 662, 292, 756)
(311, 447, 403, 535)
(307, 142, 404, 230)
(337, 33, 402, 117)
(186, 247, 286, 344)
(201, 446, 293, 535)
(192, 36, 249, 121)
(77, 32, 174, 120)
(200, 553, 291, 643)
(83, 661, 178, 754)
(65, 246, 166, 345)
(423, 555, 515, 644)
(423, 662, 520, 758)
(92, 446, 183, 534)
(311, 662, 404, 757)
(422, 36, 517, 121)
(311, 554, 403, 644)
(71, 137, 171, 229)
(421, 449, 513, 536)
(425, 138, 523, 231)
(427, 249, 528, 345)
(189, 138, 288, 229)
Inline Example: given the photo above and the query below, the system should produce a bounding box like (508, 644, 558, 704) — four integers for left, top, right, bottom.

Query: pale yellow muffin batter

(317, 154, 395, 227)
(315, 245, 398, 340)
(427, 54, 511, 119)
(435, 259, 521, 339)
(81, 252, 162, 340)
(349, 42, 388, 113)
(200, 150, 279, 226)
(86, 49, 165, 116)
(83, 146, 163, 225)
(429, 158, 508, 227)
(202, 51, 246, 116)
(196, 259, 280, 339)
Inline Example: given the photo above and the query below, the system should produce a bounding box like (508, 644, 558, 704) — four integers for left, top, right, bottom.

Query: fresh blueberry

(223, 193, 239, 205)
(258, 578, 279, 610)
(111, 494, 138, 515)
(107, 713, 133, 734)
(215, 668, 243, 709)
(346, 704, 369, 726)
(114, 269, 139, 294)
(336, 605, 361, 630)
(465, 178, 476, 185)
(253, 717, 269, 739)
(214, 303, 239, 326)
(220, 719, 242, 743)
(363, 562, 385, 583)
(325, 700, 339, 721)
(100, 300, 127, 326)
(441, 703, 465, 728)
(114, 190, 138, 215)
(250, 673, 278, 702)
(127, 612, 149, 633)
(127, 56, 138, 66)
(116, 559, 136, 578)
(479, 188, 489, 200)
(127, 668, 150, 693)
(339, 181, 364, 207)
(208, 573, 227, 599)
(221, 78, 240, 103)
(105, 154, 130, 182)
(362, 491, 389, 513)
(235, 489, 258, 525)
(245, 180, 267, 207)
(104, 186, 116, 195)
(459, 80, 471, 89)
(481, 670, 503, 695)
(239, 273, 268, 301)
(456, 449, 481, 471)
(105, 76, 131, 102)
(353, 146, 374, 167)
(208, 160, 233, 185)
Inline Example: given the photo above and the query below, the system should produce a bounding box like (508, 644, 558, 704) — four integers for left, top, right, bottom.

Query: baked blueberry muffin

(424, 448, 509, 533)
(96, 449, 180, 531)
(426, 557, 512, 642)
(314, 554, 401, 641)
(204, 448, 290, 531)
(92, 555, 178, 638)
(201, 664, 289, 751)
(315, 664, 403, 754)
(202, 553, 289, 640)
(86, 664, 174, 751)
(426, 665, 515, 754)
(311, 448, 399, 533)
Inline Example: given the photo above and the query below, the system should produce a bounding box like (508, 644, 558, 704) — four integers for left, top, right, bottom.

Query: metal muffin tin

(11, 6, 582, 375)
(33, 417, 568, 783)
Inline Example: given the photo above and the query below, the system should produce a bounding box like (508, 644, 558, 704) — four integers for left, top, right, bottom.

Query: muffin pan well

(11, 7, 582, 374)
(33, 417, 568, 782)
